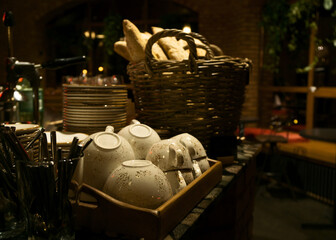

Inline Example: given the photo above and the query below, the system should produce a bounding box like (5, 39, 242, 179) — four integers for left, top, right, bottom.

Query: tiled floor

(253, 182, 336, 240)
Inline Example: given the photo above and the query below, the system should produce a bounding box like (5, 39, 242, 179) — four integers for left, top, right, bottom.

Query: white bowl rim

(122, 160, 153, 168)
(129, 124, 152, 138)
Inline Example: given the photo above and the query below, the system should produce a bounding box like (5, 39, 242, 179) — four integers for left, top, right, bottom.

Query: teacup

(172, 133, 210, 173)
(146, 139, 193, 171)
(118, 119, 161, 159)
(103, 160, 173, 209)
(164, 170, 187, 195)
(146, 139, 194, 186)
(191, 160, 202, 178)
(81, 126, 135, 195)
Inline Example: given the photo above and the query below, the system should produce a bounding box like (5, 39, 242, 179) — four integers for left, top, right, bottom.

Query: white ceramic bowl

(145, 139, 193, 172)
(103, 160, 173, 209)
(172, 133, 210, 173)
(118, 119, 161, 159)
(81, 126, 135, 192)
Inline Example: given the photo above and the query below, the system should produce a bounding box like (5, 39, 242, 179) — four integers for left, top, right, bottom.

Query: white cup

(180, 170, 195, 184)
(191, 160, 202, 178)
(103, 160, 173, 209)
(172, 133, 210, 173)
(118, 119, 161, 159)
(81, 126, 135, 194)
(146, 139, 195, 187)
(164, 170, 187, 195)
(146, 138, 193, 172)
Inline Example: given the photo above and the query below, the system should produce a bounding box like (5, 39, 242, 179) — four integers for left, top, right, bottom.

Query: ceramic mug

(146, 138, 193, 172)
(172, 133, 210, 173)
(146, 138, 195, 186)
(118, 119, 161, 159)
(164, 170, 187, 195)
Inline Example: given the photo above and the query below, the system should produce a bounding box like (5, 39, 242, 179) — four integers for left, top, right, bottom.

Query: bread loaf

(151, 26, 188, 61)
(123, 19, 147, 62)
(141, 32, 167, 60)
(113, 41, 132, 61)
(178, 38, 207, 57)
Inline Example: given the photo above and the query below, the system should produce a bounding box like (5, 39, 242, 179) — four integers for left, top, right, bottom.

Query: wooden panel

(259, 86, 308, 93)
(278, 140, 336, 167)
(313, 87, 336, 98)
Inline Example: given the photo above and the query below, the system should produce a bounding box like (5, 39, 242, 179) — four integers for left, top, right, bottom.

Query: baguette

(178, 38, 207, 57)
(113, 40, 132, 61)
(141, 32, 168, 60)
(123, 19, 147, 62)
(151, 26, 188, 61)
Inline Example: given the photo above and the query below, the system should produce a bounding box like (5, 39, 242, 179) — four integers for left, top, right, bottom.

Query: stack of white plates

(5, 123, 40, 160)
(45, 131, 88, 148)
(62, 84, 128, 134)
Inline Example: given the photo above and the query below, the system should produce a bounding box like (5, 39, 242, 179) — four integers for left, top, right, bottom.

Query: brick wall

(175, 0, 265, 123)
(0, 0, 267, 124)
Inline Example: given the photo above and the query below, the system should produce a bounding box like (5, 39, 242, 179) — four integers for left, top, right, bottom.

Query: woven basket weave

(127, 29, 251, 147)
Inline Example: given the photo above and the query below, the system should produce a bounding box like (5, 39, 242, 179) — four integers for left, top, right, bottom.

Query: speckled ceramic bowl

(118, 119, 161, 159)
(82, 126, 135, 192)
(103, 160, 173, 209)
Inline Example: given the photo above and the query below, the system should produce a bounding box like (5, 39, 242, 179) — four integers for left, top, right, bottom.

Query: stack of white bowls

(62, 84, 128, 134)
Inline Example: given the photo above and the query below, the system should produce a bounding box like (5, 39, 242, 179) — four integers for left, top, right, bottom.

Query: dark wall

(0, 0, 264, 121)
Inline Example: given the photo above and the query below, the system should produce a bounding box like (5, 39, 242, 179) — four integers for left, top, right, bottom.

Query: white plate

(63, 101, 127, 106)
(63, 92, 127, 97)
(5, 123, 40, 134)
(45, 131, 88, 147)
(63, 119, 126, 127)
(63, 108, 125, 114)
(63, 113, 126, 120)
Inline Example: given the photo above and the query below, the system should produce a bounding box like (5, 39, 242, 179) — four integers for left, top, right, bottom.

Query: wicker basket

(127, 29, 251, 147)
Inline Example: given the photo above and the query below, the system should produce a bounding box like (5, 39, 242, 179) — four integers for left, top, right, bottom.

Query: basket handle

(145, 29, 212, 75)
(184, 31, 215, 58)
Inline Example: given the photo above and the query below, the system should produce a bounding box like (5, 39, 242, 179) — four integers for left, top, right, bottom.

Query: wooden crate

(71, 159, 222, 240)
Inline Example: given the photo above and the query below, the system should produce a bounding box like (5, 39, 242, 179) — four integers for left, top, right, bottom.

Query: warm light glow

(182, 24, 191, 33)
(82, 69, 88, 75)
(84, 31, 90, 38)
(293, 119, 298, 124)
(98, 66, 104, 72)
(91, 31, 96, 39)
(84, 31, 98, 39)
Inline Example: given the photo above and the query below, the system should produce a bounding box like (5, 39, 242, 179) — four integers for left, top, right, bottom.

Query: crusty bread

(123, 19, 147, 62)
(178, 38, 207, 57)
(113, 40, 132, 61)
(151, 26, 188, 61)
(141, 32, 167, 60)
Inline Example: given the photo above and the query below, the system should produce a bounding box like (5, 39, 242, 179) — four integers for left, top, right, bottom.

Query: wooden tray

(71, 159, 222, 240)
